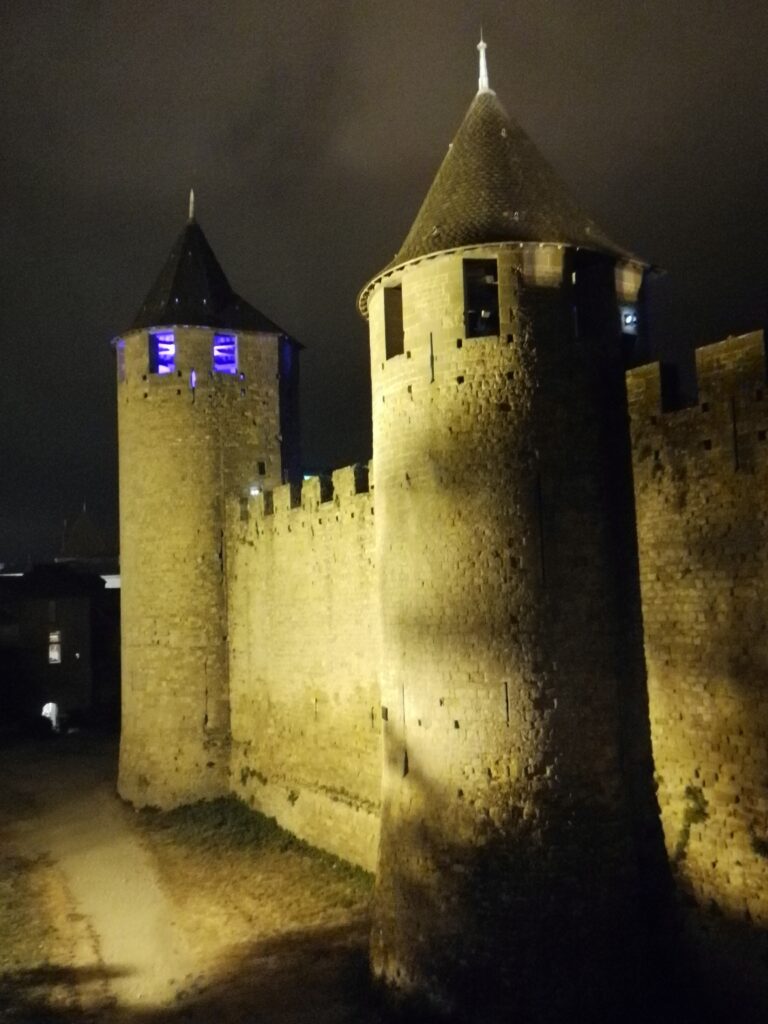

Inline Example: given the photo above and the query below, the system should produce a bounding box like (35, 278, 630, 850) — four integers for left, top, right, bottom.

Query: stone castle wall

(225, 465, 381, 870)
(628, 330, 768, 996)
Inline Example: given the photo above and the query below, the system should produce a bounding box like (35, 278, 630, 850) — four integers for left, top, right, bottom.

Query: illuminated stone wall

(117, 326, 283, 808)
(628, 331, 768, 994)
(365, 243, 648, 1017)
(225, 465, 381, 870)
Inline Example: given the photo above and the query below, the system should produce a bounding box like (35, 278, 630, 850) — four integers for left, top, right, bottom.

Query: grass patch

(0, 853, 58, 971)
(137, 796, 373, 892)
(138, 796, 302, 852)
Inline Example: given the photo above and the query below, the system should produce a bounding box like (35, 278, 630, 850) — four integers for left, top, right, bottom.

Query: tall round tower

(359, 44, 654, 1018)
(116, 195, 300, 808)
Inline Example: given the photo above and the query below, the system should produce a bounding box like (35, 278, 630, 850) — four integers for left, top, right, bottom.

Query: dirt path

(17, 773, 198, 1006)
(1, 738, 203, 1016)
(0, 737, 381, 1023)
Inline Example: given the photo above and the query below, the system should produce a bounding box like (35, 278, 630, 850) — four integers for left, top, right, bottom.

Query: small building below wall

(0, 563, 120, 733)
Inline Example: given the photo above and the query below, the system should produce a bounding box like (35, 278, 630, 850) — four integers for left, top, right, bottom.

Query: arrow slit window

(463, 259, 499, 337)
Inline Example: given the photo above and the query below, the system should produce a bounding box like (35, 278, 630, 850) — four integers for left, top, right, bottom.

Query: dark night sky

(1, 1, 766, 563)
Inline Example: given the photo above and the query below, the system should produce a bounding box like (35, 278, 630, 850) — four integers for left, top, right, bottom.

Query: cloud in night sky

(0, 0, 766, 560)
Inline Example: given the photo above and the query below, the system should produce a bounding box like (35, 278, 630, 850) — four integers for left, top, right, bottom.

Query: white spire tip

(188, 188, 195, 220)
(477, 33, 490, 92)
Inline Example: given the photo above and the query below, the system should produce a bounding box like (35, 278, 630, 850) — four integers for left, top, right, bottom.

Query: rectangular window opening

(384, 286, 404, 359)
(463, 259, 499, 338)
(149, 331, 175, 375)
(48, 630, 61, 665)
(212, 333, 238, 374)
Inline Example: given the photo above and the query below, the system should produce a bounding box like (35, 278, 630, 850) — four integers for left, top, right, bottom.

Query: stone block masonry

(367, 243, 647, 1018)
(226, 465, 381, 870)
(628, 330, 768, 1002)
(118, 326, 284, 809)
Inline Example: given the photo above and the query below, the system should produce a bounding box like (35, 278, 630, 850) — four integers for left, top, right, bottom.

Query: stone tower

(359, 43, 653, 1018)
(116, 195, 300, 808)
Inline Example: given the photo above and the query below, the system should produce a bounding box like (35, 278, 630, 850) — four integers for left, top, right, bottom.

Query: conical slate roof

(360, 86, 637, 314)
(60, 506, 108, 560)
(132, 217, 285, 333)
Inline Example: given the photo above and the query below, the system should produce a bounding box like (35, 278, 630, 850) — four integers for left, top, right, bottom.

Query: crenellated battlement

(695, 329, 768, 393)
(245, 463, 373, 526)
(627, 331, 768, 472)
(627, 330, 766, 417)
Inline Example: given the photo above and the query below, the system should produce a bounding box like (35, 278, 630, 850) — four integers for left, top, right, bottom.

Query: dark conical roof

(60, 507, 108, 560)
(132, 218, 286, 333)
(396, 89, 631, 264)
(360, 88, 638, 314)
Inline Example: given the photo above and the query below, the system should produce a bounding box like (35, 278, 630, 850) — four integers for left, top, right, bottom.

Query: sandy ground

(0, 735, 395, 1024)
(3, 745, 197, 1011)
(1, 736, 745, 1024)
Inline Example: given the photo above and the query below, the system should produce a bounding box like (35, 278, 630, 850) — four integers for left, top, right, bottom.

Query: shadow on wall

(651, 459, 768, 1014)
(374, 733, 658, 1024)
(375, 717, 768, 1024)
(367, 323, 679, 1016)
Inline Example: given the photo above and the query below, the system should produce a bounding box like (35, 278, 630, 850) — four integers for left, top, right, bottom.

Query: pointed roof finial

(477, 30, 490, 93)
(188, 188, 195, 221)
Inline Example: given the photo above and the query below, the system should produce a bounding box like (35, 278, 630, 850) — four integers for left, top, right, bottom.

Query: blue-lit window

(212, 333, 237, 374)
(149, 331, 175, 374)
(116, 339, 126, 382)
(620, 306, 638, 336)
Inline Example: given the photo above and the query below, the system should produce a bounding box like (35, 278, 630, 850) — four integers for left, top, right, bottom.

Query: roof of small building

(359, 81, 640, 315)
(0, 564, 106, 599)
(132, 216, 288, 334)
